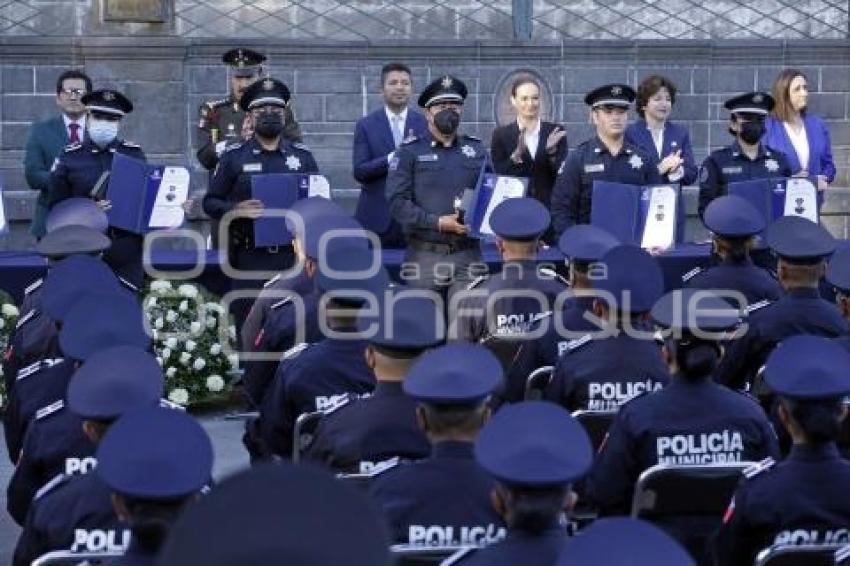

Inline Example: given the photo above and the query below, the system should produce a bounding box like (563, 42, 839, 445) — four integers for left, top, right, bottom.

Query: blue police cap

(221, 47, 265, 78)
(595, 245, 664, 312)
(764, 335, 850, 400)
(157, 463, 390, 566)
(315, 243, 389, 305)
(403, 344, 501, 405)
(724, 91, 774, 116)
(41, 255, 122, 321)
(59, 291, 150, 361)
(418, 75, 468, 108)
(825, 243, 850, 292)
(475, 401, 592, 487)
(46, 198, 109, 234)
(35, 225, 111, 258)
(488, 197, 550, 241)
(703, 195, 765, 238)
(97, 407, 212, 500)
(651, 289, 741, 334)
(239, 77, 291, 111)
(558, 517, 695, 566)
(365, 289, 446, 352)
(585, 83, 636, 108)
(558, 224, 620, 262)
(766, 215, 835, 264)
(67, 345, 163, 421)
(82, 89, 132, 118)
(302, 213, 366, 259)
(288, 196, 347, 229)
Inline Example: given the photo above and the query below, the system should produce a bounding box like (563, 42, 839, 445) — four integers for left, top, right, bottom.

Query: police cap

(765, 335, 850, 400)
(59, 291, 150, 361)
(314, 243, 389, 307)
(585, 83, 636, 109)
(475, 401, 592, 487)
(41, 255, 122, 321)
(595, 245, 664, 312)
(365, 289, 446, 354)
(724, 91, 775, 116)
(35, 225, 111, 258)
(766, 215, 835, 264)
(239, 77, 291, 112)
(652, 288, 741, 335)
(418, 75, 467, 108)
(489, 197, 550, 241)
(301, 213, 367, 259)
(45, 198, 109, 234)
(703, 195, 765, 238)
(82, 89, 132, 119)
(403, 343, 501, 405)
(222, 47, 265, 78)
(826, 244, 850, 293)
(558, 224, 620, 263)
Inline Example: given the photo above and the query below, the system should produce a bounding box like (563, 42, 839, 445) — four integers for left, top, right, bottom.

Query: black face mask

(255, 113, 284, 138)
(739, 120, 765, 145)
(433, 108, 460, 136)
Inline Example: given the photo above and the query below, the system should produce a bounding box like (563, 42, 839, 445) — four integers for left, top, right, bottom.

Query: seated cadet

(550, 84, 660, 238)
(259, 244, 389, 460)
(3, 256, 130, 464)
(305, 291, 444, 473)
(683, 195, 782, 307)
(827, 245, 850, 352)
(368, 344, 506, 547)
(157, 464, 391, 566)
(452, 197, 567, 343)
(456, 401, 593, 565)
(697, 91, 793, 218)
(505, 224, 619, 403)
(715, 216, 848, 390)
(95, 407, 213, 564)
(544, 245, 670, 412)
(587, 288, 779, 559)
(557, 517, 695, 566)
(714, 335, 850, 565)
(13, 347, 164, 566)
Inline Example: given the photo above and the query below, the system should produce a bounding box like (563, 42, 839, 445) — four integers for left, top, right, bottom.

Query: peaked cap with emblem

(585, 83, 636, 108)
(418, 75, 468, 108)
(82, 89, 133, 118)
(766, 215, 835, 264)
(765, 335, 850, 400)
(239, 77, 291, 111)
(724, 91, 775, 116)
(222, 47, 266, 78)
(489, 197, 550, 241)
(404, 343, 501, 405)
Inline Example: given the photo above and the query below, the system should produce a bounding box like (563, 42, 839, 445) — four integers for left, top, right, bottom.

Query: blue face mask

(88, 119, 119, 147)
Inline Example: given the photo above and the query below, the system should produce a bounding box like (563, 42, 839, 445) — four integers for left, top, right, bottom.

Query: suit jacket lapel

(52, 115, 69, 145)
(802, 114, 817, 172)
(377, 111, 396, 153)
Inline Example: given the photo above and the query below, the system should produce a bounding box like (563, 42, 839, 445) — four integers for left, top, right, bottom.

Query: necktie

(69, 123, 80, 143)
(391, 115, 403, 148)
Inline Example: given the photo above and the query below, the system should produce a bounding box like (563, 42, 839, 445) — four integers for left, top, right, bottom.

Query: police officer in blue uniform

(545, 245, 670, 412)
(456, 401, 593, 565)
(258, 244, 389, 460)
(715, 216, 848, 390)
(714, 335, 850, 566)
(96, 407, 213, 564)
(387, 75, 488, 294)
(683, 195, 782, 306)
(453, 197, 567, 344)
(305, 292, 444, 473)
(550, 84, 660, 238)
(13, 346, 164, 565)
(697, 91, 793, 218)
(46, 89, 147, 288)
(202, 77, 319, 331)
(827, 245, 850, 353)
(587, 288, 779, 559)
(368, 344, 506, 546)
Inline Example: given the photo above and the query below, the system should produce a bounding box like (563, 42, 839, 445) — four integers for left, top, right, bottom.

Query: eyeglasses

(60, 88, 86, 98)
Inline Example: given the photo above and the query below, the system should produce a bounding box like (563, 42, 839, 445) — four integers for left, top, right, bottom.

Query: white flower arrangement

(206, 375, 225, 393)
(0, 293, 20, 410)
(168, 388, 190, 406)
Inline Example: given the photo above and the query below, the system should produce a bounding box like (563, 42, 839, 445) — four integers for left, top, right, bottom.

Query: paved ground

(0, 414, 250, 564)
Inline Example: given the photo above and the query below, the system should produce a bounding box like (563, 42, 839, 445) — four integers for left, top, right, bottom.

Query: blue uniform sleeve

(544, 354, 576, 410)
(6, 427, 43, 525)
(551, 152, 583, 238)
(303, 150, 319, 174)
(12, 500, 48, 566)
(585, 408, 640, 515)
(713, 325, 761, 390)
(713, 486, 759, 566)
(387, 146, 439, 231)
(259, 363, 296, 459)
(697, 155, 722, 219)
(46, 154, 72, 208)
(352, 120, 390, 185)
(202, 151, 239, 220)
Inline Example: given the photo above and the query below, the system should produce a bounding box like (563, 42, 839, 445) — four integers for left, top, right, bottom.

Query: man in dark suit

(352, 62, 427, 248)
(23, 70, 92, 239)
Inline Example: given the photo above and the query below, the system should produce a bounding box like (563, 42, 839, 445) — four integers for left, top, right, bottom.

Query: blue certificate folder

(728, 177, 822, 226)
(467, 173, 529, 240)
(590, 181, 682, 246)
(250, 173, 312, 247)
(105, 153, 182, 235)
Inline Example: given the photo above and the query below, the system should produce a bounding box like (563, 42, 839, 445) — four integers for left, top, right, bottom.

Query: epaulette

(160, 398, 186, 411)
(117, 276, 139, 293)
(681, 267, 703, 283)
(63, 143, 82, 153)
(400, 136, 419, 146)
(15, 309, 36, 329)
(743, 457, 775, 479)
(204, 99, 228, 109)
(531, 311, 553, 324)
(223, 142, 243, 153)
(565, 334, 592, 353)
(291, 142, 311, 152)
(282, 342, 309, 360)
(271, 296, 293, 310)
(538, 266, 569, 286)
(35, 399, 64, 421)
(16, 358, 63, 381)
(121, 140, 141, 148)
(366, 456, 401, 477)
(462, 134, 481, 141)
(24, 278, 43, 296)
(263, 274, 282, 288)
(745, 299, 772, 314)
(320, 393, 353, 415)
(34, 473, 70, 501)
(466, 275, 488, 290)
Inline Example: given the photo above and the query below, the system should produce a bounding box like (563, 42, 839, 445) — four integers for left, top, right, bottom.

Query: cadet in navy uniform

(456, 401, 593, 565)
(305, 292, 444, 473)
(387, 75, 487, 295)
(13, 346, 164, 566)
(368, 344, 506, 546)
(697, 91, 793, 218)
(96, 407, 213, 564)
(587, 288, 779, 559)
(46, 89, 147, 288)
(550, 84, 660, 238)
(202, 77, 318, 331)
(505, 224, 619, 403)
(452, 197, 567, 343)
(545, 245, 670, 412)
(714, 335, 850, 565)
(715, 216, 848, 390)
(259, 245, 389, 460)
(683, 195, 782, 306)
(826, 245, 850, 353)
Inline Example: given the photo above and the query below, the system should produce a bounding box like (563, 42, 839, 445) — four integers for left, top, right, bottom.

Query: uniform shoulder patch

(205, 99, 228, 109)
(466, 275, 488, 290)
(538, 266, 569, 286)
(682, 267, 703, 283)
(743, 457, 775, 479)
(291, 142, 311, 152)
(400, 136, 419, 146)
(121, 140, 141, 148)
(271, 296, 293, 310)
(320, 393, 353, 415)
(462, 134, 481, 142)
(24, 278, 43, 296)
(17, 358, 63, 381)
(16, 308, 36, 329)
(34, 473, 70, 501)
(35, 399, 65, 421)
(366, 456, 401, 477)
(63, 143, 82, 153)
(117, 276, 139, 293)
(223, 142, 243, 153)
(565, 334, 592, 353)
(263, 274, 282, 288)
(160, 398, 187, 411)
(282, 342, 309, 360)
(745, 299, 772, 314)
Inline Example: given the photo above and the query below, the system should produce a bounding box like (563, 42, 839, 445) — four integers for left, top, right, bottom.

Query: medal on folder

(590, 181, 680, 251)
(105, 153, 189, 235)
(250, 173, 331, 247)
(728, 176, 820, 227)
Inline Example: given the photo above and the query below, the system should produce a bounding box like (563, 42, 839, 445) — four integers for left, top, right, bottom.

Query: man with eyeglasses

(203, 77, 318, 331)
(24, 70, 92, 240)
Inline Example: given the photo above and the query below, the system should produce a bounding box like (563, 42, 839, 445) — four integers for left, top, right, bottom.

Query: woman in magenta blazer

(764, 69, 836, 191)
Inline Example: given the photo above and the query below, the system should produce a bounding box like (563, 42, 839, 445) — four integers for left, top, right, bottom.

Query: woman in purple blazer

(764, 69, 836, 191)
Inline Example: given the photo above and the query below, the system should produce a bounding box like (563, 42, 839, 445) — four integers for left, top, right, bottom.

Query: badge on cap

(103, 91, 115, 102)
(285, 155, 301, 170)
(765, 158, 779, 172)
(441, 76, 453, 89)
(752, 93, 763, 104)
(629, 154, 644, 170)
(237, 49, 245, 67)
(263, 78, 274, 91)
(461, 145, 476, 158)
(611, 85, 622, 96)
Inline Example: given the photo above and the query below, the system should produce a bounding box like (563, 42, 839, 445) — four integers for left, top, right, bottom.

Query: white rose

(150, 280, 173, 293)
(206, 374, 225, 392)
(205, 317, 216, 329)
(193, 358, 206, 371)
(146, 297, 158, 307)
(154, 318, 164, 329)
(168, 388, 189, 406)
(163, 347, 172, 360)
(166, 310, 178, 323)
(166, 367, 177, 378)
(179, 300, 189, 312)
(210, 343, 222, 356)
(227, 353, 239, 368)
(190, 321, 202, 334)
(178, 284, 199, 299)
(179, 352, 192, 365)
(2, 304, 19, 317)
(228, 325, 236, 339)
(165, 337, 178, 349)
(185, 340, 196, 352)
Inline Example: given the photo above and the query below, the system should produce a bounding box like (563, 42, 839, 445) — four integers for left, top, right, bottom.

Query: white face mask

(88, 119, 119, 147)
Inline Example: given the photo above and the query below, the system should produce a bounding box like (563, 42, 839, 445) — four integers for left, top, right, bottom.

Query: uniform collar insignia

(461, 144, 476, 158)
(628, 154, 643, 169)
(285, 154, 301, 170)
(263, 78, 274, 91)
(765, 158, 779, 172)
